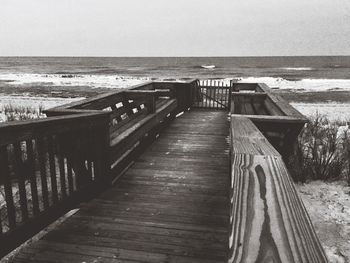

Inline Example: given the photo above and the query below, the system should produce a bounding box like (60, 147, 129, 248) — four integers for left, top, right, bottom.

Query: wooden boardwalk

(9, 110, 230, 263)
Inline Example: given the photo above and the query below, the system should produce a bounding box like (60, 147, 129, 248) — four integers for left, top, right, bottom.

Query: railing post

(228, 84, 232, 111)
(145, 94, 156, 113)
(95, 114, 111, 184)
(231, 94, 242, 114)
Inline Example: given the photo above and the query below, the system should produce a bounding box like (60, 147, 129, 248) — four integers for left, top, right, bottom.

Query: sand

(292, 102, 350, 122)
(296, 181, 350, 262)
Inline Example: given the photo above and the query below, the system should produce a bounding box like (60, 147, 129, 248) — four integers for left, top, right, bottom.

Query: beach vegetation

(289, 114, 350, 184)
(1, 104, 45, 122)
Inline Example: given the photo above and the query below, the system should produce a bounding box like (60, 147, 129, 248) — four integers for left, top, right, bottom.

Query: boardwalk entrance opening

(192, 80, 231, 110)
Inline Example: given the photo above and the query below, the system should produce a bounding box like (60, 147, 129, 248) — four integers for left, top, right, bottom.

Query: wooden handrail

(0, 112, 109, 146)
(229, 115, 327, 262)
(44, 81, 196, 113)
(0, 112, 110, 258)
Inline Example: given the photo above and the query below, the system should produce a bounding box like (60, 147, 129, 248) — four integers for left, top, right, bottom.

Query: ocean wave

(238, 77, 350, 92)
(281, 67, 314, 71)
(1, 72, 350, 93)
(0, 73, 150, 89)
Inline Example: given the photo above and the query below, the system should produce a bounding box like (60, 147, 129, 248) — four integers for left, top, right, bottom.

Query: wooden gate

(192, 80, 232, 110)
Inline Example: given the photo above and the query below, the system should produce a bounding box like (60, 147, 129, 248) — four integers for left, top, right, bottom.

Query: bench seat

(109, 98, 177, 167)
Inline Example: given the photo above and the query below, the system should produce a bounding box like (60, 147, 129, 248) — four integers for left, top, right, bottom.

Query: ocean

(1, 56, 350, 121)
(1, 56, 350, 90)
(1, 56, 350, 79)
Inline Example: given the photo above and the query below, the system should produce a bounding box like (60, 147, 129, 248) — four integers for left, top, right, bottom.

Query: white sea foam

(237, 77, 350, 92)
(0, 73, 149, 89)
(2, 73, 350, 93)
(282, 67, 313, 71)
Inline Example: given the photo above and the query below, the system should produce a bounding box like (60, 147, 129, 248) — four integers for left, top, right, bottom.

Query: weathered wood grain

(229, 154, 327, 263)
(229, 116, 327, 263)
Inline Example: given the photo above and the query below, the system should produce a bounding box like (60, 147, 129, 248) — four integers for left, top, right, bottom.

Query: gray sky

(0, 0, 349, 56)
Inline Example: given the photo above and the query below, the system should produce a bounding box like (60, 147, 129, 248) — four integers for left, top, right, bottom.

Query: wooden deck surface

(9, 110, 230, 263)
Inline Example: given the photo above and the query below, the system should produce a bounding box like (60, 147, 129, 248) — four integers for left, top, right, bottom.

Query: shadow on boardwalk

(8, 110, 230, 263)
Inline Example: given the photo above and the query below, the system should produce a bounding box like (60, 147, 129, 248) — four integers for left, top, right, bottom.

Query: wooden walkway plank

(8, 109, 230, 263)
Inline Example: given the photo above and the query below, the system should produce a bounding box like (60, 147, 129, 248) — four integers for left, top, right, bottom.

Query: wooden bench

(45, 87, 179, 181)
(109, 97, 177, 172)
(229, 115, 327, 263)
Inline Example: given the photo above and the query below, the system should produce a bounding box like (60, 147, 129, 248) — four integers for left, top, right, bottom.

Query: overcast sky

(0, 0, 349, 56)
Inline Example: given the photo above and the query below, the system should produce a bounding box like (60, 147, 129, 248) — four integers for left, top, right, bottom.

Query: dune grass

(289, 114, 350, 184)
(1, 104, 45, 122)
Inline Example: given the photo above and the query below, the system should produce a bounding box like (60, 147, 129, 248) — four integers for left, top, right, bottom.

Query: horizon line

(1, 55, 350, 58)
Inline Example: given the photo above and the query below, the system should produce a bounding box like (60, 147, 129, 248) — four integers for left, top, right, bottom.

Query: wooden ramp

(9, 110, 230, 263)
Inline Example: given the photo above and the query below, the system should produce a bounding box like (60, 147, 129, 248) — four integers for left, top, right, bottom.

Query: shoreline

(2, 84, 350, 122)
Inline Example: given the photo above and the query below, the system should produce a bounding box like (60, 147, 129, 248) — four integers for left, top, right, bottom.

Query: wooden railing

(0, 112, 110, 257)
(45, 80, 197, 181)
(0, 81, 197, 257)
(229, 83, 327, 262)
(229, 115, 327, 262)
(231, 83, 308, 160)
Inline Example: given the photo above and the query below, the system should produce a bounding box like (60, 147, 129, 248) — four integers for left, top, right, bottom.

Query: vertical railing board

(26, 139, 40, 216)
(0, 146, 16, 230)
(57, 143, 67, 200)
(36, 138, 50, 210)
(47, 136, 59, 204)
(13, 143, 29, 222)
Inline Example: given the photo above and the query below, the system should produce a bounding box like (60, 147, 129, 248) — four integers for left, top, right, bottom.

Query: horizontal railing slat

(0, 113, 110, 146)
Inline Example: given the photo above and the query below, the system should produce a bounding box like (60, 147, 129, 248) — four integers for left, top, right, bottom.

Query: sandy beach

(2, 75, 350, 121)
